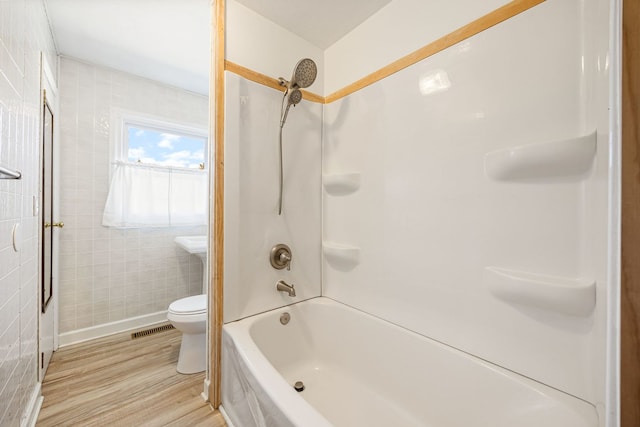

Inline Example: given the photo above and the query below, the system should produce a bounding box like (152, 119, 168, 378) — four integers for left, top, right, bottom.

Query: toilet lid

(169, 294, 207, 315)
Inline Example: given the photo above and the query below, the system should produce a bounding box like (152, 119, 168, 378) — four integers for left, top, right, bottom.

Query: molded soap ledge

(323, 242, 360, 270)
(322, 173, 361, 195)
(484, 267, 595, 317)
(484, 131, 596, 181)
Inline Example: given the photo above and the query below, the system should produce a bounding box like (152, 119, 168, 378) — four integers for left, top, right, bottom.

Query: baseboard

(201, 378, 211, 401)
(21, 382, 43, 427)
(59, 311, 169, 347)
(219, 405, 236, 427)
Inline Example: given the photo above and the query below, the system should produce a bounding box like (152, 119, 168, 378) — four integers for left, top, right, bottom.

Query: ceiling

(234, 0, 391, 49)
(45, 0, 211, 95)
(44, 0, 392, 96)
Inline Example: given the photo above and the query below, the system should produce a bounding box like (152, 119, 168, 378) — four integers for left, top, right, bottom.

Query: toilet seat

(168, 294, 207, 315)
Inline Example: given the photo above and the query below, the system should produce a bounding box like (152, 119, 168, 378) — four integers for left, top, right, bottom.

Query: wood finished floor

(37, 326, 227, 427)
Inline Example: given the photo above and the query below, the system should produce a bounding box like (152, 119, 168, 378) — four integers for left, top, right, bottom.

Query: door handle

(44, 222, 64, 228)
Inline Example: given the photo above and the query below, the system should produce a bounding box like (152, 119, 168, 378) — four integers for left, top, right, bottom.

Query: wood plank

(622, 0, 640, 425)
(37, 327, 227, 427)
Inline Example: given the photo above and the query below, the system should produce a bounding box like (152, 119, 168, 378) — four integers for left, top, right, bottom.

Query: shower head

(280, 89, 302, 128)
(278, 58, 316, 129)
(290, 58, 317, 89)
(287, 88, 302, 105)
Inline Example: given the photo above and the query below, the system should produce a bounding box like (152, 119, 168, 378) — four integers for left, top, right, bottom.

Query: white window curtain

(103, 161, 207, 228)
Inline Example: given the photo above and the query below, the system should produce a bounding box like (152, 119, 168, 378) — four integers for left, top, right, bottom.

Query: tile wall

(57, 57, 208, 336)
(0, 0, 57, 425)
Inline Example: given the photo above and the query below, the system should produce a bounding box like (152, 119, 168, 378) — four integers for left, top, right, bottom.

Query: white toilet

(168, 236, 208, 374)
(168, 294, 207, 374)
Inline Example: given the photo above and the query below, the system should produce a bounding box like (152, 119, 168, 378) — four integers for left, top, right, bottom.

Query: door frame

(38, 52, 59, 380)
(621, 0, 640, 424)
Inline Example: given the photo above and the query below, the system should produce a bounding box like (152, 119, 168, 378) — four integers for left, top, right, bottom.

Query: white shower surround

(223, 72, 322, 322)
(323, 0, 607, 404)
(223, 0, 617, 425)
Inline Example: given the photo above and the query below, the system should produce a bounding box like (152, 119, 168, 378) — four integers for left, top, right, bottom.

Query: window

(126, 124, 206, 169)
(103, 112, 208, 228)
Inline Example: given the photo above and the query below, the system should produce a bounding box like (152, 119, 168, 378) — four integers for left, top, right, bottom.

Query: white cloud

(163, 150, 192, 161)
(134, 150, 203, 169)
(128, 147, 145, 160)
(135, 129, 145, 137)
(157, 133, 181, 150)
(162, 150, 204, 162)
(157, 139, 174, 149)
(140, 156, 160, 164)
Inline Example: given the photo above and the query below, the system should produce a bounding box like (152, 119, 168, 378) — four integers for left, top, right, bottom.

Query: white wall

(224, 72, 322, 322)
(226, 0, 324, 95)
(323, 0, 610, 411)
(57, 57, 208, 340)
(0, 0, 57, 424)
(323, 0, 509, 95)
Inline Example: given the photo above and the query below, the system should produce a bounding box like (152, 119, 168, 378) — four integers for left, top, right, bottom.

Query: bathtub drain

(280, 313, 291, 325)
(294, 381, 305, 392)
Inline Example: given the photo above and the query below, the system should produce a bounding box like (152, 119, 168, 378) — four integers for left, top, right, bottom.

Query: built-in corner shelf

(483, 267, 595, 317)
(323, 242, 360, 271)
(322, 172, 361, 196)
(484, 131, 597, 181)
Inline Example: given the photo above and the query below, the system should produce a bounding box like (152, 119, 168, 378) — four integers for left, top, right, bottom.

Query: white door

(39, 54, 58, 379)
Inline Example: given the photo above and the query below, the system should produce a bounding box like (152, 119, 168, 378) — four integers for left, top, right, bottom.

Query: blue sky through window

(127, 125, 206, 169)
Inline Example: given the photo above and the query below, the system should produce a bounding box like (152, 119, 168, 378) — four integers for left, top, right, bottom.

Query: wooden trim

(225, 60, 325, 104)
(225, 61, 283, 92)
(300, 89, 325, 104)
(325, 0, 545, 103)
(622, 0, 640, 425)
(209, 0, 225, 409)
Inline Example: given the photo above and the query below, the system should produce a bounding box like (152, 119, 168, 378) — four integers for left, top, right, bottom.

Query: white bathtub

(221, 297, 598, 427)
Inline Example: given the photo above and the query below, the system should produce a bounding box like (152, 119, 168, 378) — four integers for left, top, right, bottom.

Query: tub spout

(276, 280, 296, 297)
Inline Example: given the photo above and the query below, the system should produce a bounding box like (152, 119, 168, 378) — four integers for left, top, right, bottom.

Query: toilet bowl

(168, 294, 207, 374)
(170, 236, 208, 374)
